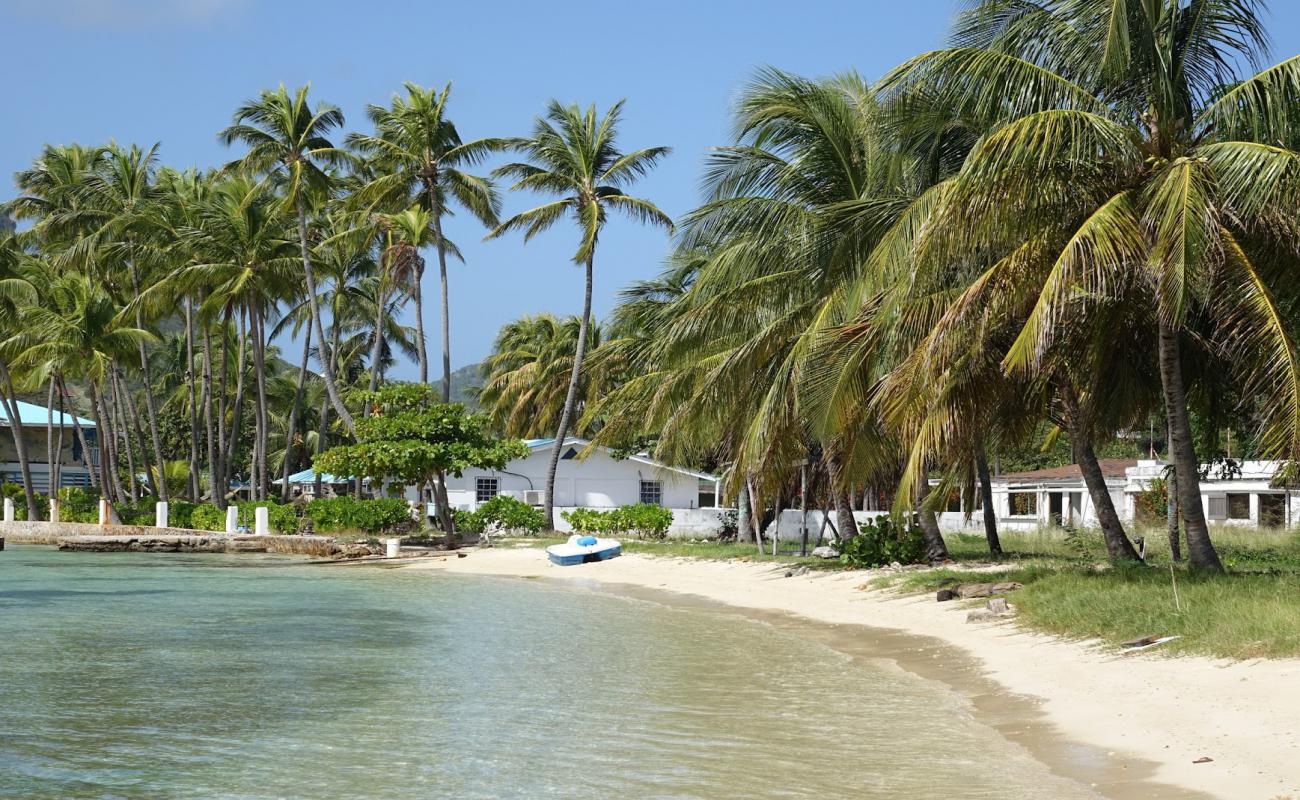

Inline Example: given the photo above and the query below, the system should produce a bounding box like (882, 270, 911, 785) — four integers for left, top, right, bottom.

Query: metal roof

(0, 399, 95, 428)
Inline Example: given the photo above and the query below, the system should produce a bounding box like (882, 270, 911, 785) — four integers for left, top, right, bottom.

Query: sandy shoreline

(402, 547, 1300, 800)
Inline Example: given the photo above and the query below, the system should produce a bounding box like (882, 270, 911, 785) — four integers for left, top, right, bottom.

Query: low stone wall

(0, 521, 336, 556)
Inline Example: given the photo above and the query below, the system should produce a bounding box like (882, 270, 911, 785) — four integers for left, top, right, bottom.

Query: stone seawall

(0, 521, 336, 556)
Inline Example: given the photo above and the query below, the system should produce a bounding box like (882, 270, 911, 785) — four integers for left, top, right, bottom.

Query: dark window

(640, 480, 663, 506)
(1259, 494, 1285, 527)
(1227, 493, 1250, 520)
(561, 448, 579, 460)
(1009, 491, 1037, 516)
(476, 477, 499, 504)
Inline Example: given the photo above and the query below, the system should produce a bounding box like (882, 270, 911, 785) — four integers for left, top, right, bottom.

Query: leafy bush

(561, 504, 675, 540)
(472, 495, 546, 534)
(190, 503, 226, 531)
(0, 482, 49, 520)
(305, 497, 414, 534)
(453, 508, 484, 534)
(838, 517, 927, 568)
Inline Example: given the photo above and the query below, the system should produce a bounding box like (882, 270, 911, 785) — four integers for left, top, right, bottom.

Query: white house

(446, 437, 725, 536)
(932, 458, 1300, 532)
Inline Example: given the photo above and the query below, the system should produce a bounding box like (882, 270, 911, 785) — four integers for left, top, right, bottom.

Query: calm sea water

(0, 546, 1102, 799)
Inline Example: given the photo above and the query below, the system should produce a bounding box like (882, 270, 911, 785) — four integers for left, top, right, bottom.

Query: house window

(1208, 496, 1227, 519)
(1227, 493, 1250, 520)
(475, 477, 499, 504)
(1259, 494, 1286, 528)
(697, 480, 716, 508)
(1009, 491, 1037, 516)
(640, 480, 663, 506)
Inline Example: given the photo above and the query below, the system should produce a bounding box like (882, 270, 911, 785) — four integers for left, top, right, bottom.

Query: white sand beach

(404, 548, 1300, 800)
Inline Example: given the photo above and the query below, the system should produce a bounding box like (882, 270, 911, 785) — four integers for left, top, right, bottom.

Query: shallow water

(0, 546, 1104, 799)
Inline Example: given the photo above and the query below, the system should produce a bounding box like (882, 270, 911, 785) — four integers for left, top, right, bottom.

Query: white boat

(546, 534, 621, 566)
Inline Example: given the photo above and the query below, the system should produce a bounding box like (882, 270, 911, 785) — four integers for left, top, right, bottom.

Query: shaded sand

(403, 548, 1300, 800)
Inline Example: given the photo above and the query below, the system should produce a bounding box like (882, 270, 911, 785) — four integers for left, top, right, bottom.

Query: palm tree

(220, 84, 356, 434)
(488, 100, 672, 529)
(479, 314, 605, 438)
(0, 234, 42, 519)
(349, 82, 503, 399)
(877, 0, 1300, 571)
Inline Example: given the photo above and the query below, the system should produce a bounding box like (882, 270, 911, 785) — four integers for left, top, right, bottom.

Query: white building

(0, 400, 98, 492)
(446, 437, 725, 536)
(934, 458, 1300, 532)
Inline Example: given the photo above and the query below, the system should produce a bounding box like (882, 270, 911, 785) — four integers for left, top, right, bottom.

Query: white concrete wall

(773, 509, 890, 541)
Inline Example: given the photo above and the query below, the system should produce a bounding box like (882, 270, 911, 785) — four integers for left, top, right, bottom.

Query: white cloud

(3, 0, 249, 27)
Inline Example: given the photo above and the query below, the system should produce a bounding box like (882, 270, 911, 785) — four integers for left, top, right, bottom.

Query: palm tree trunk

(201, 310, 219, 504)
(1158, 324, 1223, 571)
(184, 297, 201, 500)
(915, 476, 950, 563)
(53, 380, 65, 496)
(110, 370, 138, 502)
(975, 441, 1002, 557)
(736, 471, 753, 543)
(88, 380, 124, 505)
(295, 194, 354, 434)
(542, 253, 595, 530)
(432, 208, 451, 402)
(827, 453, 859, 540)
(250, 304, 270, 501)
(129, 264, 168, 503)
(1057, 376, 1141, 562)
(225, 310, 247, 492)
(281, 324, 312, 501)
(368, 283, 388, 393)
(0, 357, 40, 520)
(1166, 415, 1182, 562)
(314, 395, 328, 500)
(46, 378, 57, 499)
(61, 378, 97, 491)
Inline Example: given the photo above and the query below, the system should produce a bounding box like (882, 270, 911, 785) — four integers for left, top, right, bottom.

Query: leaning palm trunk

(109, 371, 138, 502)
(1057, 378, 1141, 562)
(542, 254, 594, 530)
(295, 194, 354, 434)
(53, 384, 65, 498)
(368, 283, 388, 393)
(0, 357, 40, 520)
(975, 442, 1002, 557)
(46, 379, 57, 501)
(914, 476, 950, 563)
(88, 380, 124, 505)
(281, 326, 312, 501)
(250, 304, 270, 500)
(736, 471, 752, 543)
(62, 377, 98, 492)
(827, 454, 859, 541)
(129, 265, 168, 502)
(1158, 325, 1223, 571)
(224, 312, 247, 492)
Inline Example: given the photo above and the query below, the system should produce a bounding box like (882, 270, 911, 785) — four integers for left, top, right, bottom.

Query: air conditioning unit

(523, 490, 544, 506)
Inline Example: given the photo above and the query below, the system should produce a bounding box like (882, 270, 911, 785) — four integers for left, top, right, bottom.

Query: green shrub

(55, 486, 99, 523)
(473, 495, 546, 534)
(454, 507, 484, 534)
(306, 497, 414, 534)
(1, 482, 49, 520)
(561, 504, 675, 540)
(190, 503, 226, 531)
(838, 517, 927, 568)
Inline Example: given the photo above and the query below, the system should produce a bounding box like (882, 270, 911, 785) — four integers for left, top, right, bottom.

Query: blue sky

(4, 0, 1300, 378)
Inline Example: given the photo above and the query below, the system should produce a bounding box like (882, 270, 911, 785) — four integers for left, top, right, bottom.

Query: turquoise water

(0, 546, 1102, 799)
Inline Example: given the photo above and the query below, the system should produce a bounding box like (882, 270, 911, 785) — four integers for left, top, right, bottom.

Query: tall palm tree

(349, 82, 503, 399)
(876, 0, 1300, 571)
(220, 84, 355, 434)
(0, 234, 42, 519)
(488, 100, 672, 529)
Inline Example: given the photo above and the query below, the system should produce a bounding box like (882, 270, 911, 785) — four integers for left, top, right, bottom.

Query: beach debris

(954, 581, 1022, 599)
(1122, 634, 1181, 652)
(810, 546, 840, 559)
(783, 566, 810, 578)
(966, 597, 1017, 623)
(936, 589, 957, 602)
(1192, 756, 1214, 764)
(456, 551, 468, 558)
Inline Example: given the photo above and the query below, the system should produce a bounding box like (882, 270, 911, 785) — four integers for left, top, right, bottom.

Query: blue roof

(524, 438, 556, 448)
(279, 468, 350, 484)
(0, 399, 95, 428)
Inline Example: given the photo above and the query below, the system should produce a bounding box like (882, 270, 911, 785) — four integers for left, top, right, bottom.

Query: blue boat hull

(546, 541, 622, 566)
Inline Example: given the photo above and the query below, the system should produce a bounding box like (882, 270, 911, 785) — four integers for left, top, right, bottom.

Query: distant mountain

(449, 362, 484, 409)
